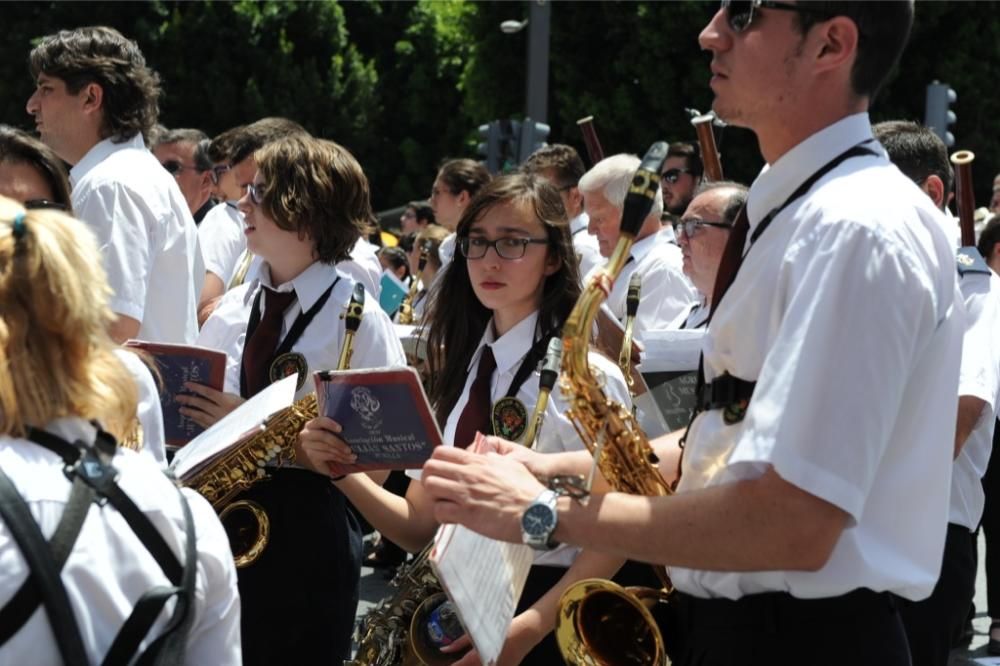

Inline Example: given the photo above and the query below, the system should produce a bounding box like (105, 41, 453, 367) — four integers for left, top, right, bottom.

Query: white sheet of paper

(430, 524, 534, 665)
(169, 373, 299, 478)
(637, 328, 705, 373)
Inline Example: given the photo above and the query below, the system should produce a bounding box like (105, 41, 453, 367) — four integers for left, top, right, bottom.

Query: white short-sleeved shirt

(70, 135, 204, 344)
(114, 348, 167, 466)
(198, 202, 246, 283)
(438, 233, 457, 270)
(410, 311, 632, 567)
(570, 212, 602, 279)
(197, 260, 406, 401)
(0, 418, 241, 665)
(952, 265, 1000, 529)
(671, 113, 963, 602)
(587, 228, 696, 345)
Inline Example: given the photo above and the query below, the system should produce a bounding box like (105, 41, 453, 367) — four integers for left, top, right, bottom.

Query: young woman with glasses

(297, 173, 632, 664)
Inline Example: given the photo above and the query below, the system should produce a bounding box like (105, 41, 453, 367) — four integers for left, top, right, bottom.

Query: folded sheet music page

(430, 523, 534, 665)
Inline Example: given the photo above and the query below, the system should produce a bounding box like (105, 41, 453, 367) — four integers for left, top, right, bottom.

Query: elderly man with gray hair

(579, 153, 696, 342)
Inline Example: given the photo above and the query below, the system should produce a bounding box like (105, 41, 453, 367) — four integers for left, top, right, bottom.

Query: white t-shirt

(70, 135, 203, 344)
(0, 418, 241, 665)
(197, 260, 406, 401)
(114, 348, 167, 466)
(587, 228, 696, 345)
(671, 113, 963, 602)
(410, 311, 632, 567)
(952, 264, 1000, 529)
(198, 202, 245, 284)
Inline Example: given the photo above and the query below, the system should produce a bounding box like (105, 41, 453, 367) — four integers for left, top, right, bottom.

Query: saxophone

(184, 282, 366, 568)
(554, 143, 674, 666)
(397, 240, 430, 325)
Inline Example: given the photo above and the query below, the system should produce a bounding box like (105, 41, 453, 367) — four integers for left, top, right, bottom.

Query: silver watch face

(522, 503, 556, 536)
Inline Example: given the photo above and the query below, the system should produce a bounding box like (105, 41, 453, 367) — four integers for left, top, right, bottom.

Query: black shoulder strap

(0, 466, 91, 666)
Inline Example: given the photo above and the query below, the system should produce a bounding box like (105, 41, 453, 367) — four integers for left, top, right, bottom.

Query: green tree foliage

(1, 1, 998, 209)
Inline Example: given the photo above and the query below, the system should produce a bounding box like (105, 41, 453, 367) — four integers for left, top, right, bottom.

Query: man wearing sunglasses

(668, 181, 747, 330)
(26, 26, 202, 346)
(152, 127, 215, 223)
(418, 3, 966, 665)
(660, 141, 704, 217)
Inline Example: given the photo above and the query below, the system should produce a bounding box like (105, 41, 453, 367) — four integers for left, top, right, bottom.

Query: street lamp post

(525, 1, 550, 124)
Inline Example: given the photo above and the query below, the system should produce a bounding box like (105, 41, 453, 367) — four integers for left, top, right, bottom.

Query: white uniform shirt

(952, 266, 1000, 529)
(439, 233, 457, 270)
(344, 238, 383, 299)
(198, 202, 246, 284)
(410, 311, 632, 567)
(0, 418, 241, 665)
(115, 348, 167, 466)
(197, 260, 406, 401)
(666, 298, 710, 330)
(570, 212, 602, 279)
(588, 228, 696, 345)
(671, 113, 963, 602)
(70, 135, 203, 344)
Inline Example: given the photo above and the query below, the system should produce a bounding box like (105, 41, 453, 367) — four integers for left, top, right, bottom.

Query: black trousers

(899, 523, 978, 666)
(669, 588, 910, 666)
(982, 419, 1000, 618)
(235, 468, 362, 665)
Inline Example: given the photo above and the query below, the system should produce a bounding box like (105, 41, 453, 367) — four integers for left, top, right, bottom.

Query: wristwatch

(521, 489, 559, 551)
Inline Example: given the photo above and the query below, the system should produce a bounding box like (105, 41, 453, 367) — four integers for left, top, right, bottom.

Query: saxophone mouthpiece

(539, 337, 563, 392)
(621, 142, 669, 237)
(625, 274, 641, 317)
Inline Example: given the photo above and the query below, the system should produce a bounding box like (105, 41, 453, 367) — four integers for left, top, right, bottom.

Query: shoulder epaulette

(957, 247, 991, 276)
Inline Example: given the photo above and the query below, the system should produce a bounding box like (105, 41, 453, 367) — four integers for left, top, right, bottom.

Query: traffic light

(498, 119, 521, 173)
(517, 117, 551, 162)
(477, 121, 501, 174)
(924, 81, 957, 147)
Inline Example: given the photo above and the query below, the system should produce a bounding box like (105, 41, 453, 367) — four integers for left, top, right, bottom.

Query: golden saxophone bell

(557, 578, 669, 666)
(219, 499, 270, 568)
(407, 592, 468, 666)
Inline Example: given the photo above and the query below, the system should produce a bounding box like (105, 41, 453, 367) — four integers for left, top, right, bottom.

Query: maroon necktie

(453, 346, 496, 449)
(241, 287, 298, 398)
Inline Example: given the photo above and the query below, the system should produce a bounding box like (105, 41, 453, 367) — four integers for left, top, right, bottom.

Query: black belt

(696, 372, 756, 424)
(673, 587, 898, 633)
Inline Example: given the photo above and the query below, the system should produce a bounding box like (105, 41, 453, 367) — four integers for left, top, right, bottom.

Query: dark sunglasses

(24, 199, 67, 211)
(660, 168, 693, 185)
(721, 0, 833, 33)
(161, 160, 201, 176)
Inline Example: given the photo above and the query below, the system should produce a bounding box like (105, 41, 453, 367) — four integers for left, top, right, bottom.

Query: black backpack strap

(0, 465, 91, 666)
(0, 475, 94, 645)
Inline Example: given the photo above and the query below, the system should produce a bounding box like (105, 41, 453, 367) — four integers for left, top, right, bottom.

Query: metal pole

(525, 0, 550, 124)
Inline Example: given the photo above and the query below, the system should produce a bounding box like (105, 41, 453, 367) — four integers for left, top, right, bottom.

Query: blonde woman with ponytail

(0, 195, 241, 665)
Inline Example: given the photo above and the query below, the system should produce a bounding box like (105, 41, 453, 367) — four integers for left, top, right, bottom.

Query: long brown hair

(422, 173, 581, 425)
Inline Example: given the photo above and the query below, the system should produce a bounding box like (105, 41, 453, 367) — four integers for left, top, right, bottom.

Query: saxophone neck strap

(0, 427, 197, 666)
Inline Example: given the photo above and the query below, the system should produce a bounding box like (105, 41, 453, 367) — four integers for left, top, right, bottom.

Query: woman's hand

(475, 435, 553, 479)
(176, 382, 245, 428)
(444, 613, 543, 666)
(296, 416, 355, 475)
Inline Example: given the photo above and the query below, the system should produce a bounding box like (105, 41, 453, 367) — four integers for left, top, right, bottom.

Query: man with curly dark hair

(26, 26, 202, 345)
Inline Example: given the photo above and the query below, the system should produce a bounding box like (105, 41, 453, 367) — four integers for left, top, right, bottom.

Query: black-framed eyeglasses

(210, 164, 231, 185)
(246, 182, 265, 205)
(161, 160, 201, 176)
(459, 236, 550, 260)
(660, 168, 693, 185)
(722, 0, 834, 33)
(673, 217, 731, 239)
(24, 199, 67, 211)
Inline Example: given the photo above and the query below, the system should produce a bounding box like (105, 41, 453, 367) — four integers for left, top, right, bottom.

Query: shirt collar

(629, 228, 668, 262)
(468, 310, 540, 375)
(570, 211, 590, 235)
(258, 260, 336, 311)
(69, 133, 145, 188)
(746, 113, 874, 229)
